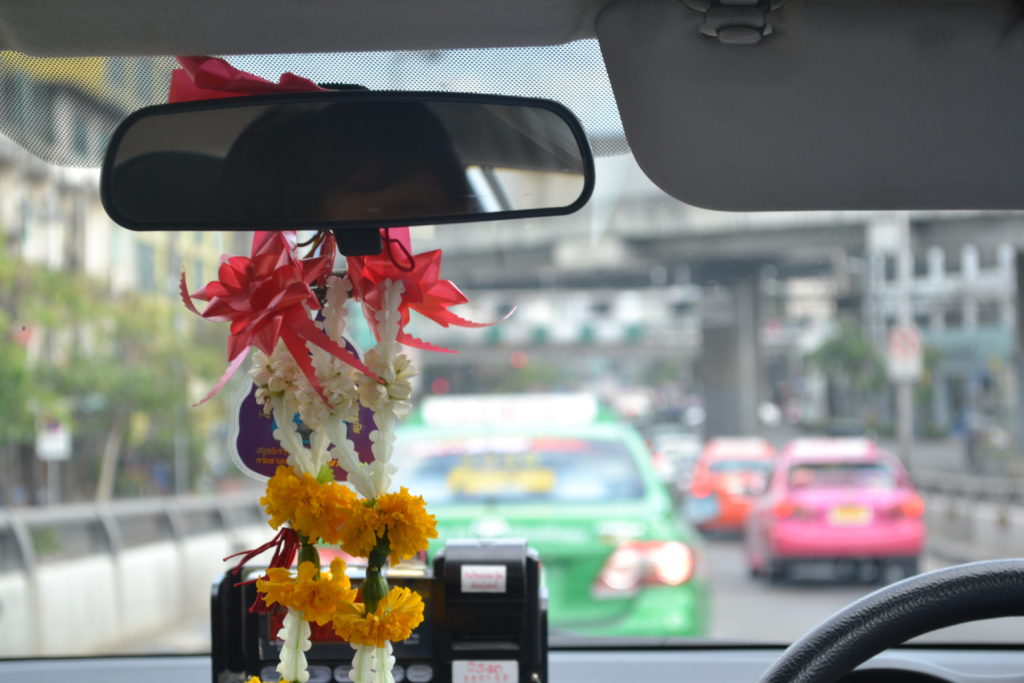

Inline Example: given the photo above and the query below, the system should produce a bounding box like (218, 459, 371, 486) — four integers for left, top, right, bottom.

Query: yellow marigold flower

(338, 488, 437, 562)
(337, 502, 383, 559)
(260, 466, 358, 544)
(330, 586, 425, 647)
(256, 558, 359, 625)
(376, 488, 438, 563)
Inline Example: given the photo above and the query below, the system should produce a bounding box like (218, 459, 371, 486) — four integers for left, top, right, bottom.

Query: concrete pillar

(700, 269, 762, 438)
(1014, 252, 1024, 470)
(932, 371, 951, 430)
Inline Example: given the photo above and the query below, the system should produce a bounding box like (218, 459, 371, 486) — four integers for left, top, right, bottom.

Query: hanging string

(382, 228, 416, 273)
(224, 527, 302, 613)
(298, 231, 338, 297)
(299, 230, 330, 257)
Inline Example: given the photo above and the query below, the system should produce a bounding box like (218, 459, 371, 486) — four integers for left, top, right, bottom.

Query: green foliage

(640, 358, 686, 387)
(0, 250, 229, 498)
(0, 332, 39, 443)
(29, 527, 61, 558)
(494, 359, 566, 392)
(0, 256, 66, 442)
(806, 321, 886, 393)
(805, 320, 888, 421)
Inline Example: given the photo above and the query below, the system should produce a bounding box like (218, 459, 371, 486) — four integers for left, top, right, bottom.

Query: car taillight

(691, 476, 713, 498)
(652, 450, 670, 474)
(772, 499, 796, 519)
(592, 541, 695, 598)
(772, 499, 812, 520)
(897, 494, 925, 518)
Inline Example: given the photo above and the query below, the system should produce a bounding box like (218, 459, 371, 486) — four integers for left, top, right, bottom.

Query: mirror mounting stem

(333, 227, 383, 256)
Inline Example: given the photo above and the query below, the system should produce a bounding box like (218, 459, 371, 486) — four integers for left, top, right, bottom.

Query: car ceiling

(0, 1, 608, 56)
(5, 0, 1024, 211)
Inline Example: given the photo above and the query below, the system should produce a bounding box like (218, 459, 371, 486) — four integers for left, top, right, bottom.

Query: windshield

(4, 47, 1024, 664)
(709, 461, 773, 474)
(788, 463, 897, 490)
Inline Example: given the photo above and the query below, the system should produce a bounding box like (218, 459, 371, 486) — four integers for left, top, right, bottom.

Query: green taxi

(393, 394, 709, 638)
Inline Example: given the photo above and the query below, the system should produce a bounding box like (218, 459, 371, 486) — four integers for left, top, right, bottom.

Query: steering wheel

(758, 559, 1024, 683)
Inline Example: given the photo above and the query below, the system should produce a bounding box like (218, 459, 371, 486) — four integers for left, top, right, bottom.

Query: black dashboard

(5, 647, 1024, 683)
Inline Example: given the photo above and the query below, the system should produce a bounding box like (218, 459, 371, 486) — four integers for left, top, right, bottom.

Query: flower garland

(184, 229, 498, 683)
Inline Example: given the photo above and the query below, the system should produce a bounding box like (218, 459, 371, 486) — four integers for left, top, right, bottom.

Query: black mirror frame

(100, 90, 596, 232)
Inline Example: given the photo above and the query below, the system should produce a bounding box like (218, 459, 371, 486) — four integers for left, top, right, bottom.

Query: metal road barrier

(3, 477, 1022, 657)
(0, 494, 267, 657)
(914, 471, 1024, 504)
(914, 471, 1024, 562)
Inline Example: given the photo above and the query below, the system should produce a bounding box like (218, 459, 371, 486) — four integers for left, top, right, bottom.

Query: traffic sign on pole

(887, 325, 923, 383)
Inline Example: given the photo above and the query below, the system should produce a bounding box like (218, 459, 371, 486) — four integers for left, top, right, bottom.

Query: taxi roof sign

(703, 437, 775, 460)
(421, 393, 601, 428)
(785, 438, 881, 461)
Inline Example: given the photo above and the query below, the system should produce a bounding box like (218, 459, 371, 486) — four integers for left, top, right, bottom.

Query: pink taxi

(744, 438, 925, 583)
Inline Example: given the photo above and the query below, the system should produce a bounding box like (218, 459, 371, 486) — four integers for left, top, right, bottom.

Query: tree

(806, 321, 887, 420)
(0, 250, 229, 503)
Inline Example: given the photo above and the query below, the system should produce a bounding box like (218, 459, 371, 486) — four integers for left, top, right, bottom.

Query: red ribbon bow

(182, 231, 374, 405)
(171, 58, 375, 405)
(168, 55, 328, 103)
(347, 229, 509, 352)
(170, 58, 507, 366)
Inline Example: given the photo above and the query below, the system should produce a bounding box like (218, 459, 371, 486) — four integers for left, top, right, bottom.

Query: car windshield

(709, 461, 773, 474)
(4, 43, 1024, 664)
(395, 436, 646, 505)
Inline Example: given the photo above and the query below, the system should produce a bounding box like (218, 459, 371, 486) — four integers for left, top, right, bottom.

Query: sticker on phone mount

(452, 660, 517, 683)
(231, 383, 376, 481)
(460, 565, 507, 593)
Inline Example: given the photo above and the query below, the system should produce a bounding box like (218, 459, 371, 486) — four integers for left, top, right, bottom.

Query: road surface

(703, 537, 1024, 644)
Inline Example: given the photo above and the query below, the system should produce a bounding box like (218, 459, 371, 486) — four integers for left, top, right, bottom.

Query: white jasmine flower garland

(354, 280, 415, 499)
(250, 275, 420, 683)
(277, 608, 312, 683)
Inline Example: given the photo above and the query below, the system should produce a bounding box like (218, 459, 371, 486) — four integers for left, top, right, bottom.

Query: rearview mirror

(101, 92, 594, 231)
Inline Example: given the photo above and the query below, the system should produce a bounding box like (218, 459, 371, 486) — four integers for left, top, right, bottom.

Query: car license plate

(829, 504, 871, 526)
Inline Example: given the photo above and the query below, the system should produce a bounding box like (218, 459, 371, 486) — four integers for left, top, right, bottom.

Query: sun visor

(596, 0, 1024, 210)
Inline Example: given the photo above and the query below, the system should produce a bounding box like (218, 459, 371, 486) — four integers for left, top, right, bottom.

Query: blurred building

(0, 54, 249, 300)
(865, 216, 1021, 436)
(412, 156, 1024, 439)
(0, 55, 250, 504)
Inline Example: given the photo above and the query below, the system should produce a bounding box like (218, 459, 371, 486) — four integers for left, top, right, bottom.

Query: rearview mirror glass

(101, 92, 594, 231)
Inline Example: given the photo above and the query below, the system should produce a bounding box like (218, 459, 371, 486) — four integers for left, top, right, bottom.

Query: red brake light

(691, 475, 713, 498)
(594, 544, 644, 594)
(592, 541, 695, 598)
(898, 494, 925, 518)
(652, 450, 669, 474)
(772, 499, 796, 519)
(649, 541, 694, 586)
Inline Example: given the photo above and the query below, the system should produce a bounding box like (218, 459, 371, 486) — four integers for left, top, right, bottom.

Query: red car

(744, 439, 925, 582)
(687, 437, 776, 534)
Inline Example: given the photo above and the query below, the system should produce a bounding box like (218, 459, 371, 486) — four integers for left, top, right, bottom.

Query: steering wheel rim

(757, 559, 1024, 683)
